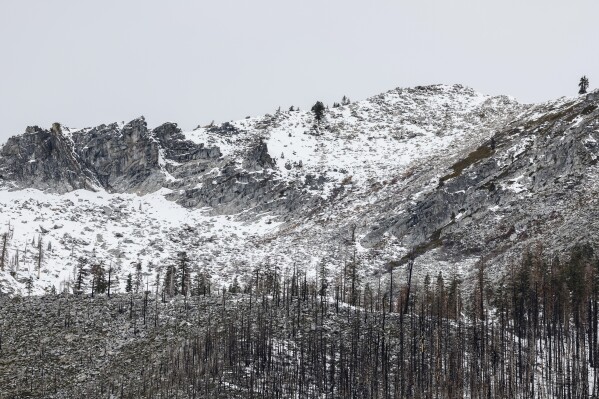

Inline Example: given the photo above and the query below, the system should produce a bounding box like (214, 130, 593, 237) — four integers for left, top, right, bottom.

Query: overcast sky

(0, 0, 597, 143)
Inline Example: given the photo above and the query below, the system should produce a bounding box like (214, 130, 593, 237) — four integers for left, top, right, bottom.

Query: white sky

(0, 0, 597, 142)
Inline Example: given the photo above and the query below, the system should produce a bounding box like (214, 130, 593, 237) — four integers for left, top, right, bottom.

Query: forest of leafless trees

(1, 243, 598, 398)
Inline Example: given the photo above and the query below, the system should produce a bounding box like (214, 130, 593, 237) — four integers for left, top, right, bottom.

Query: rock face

(0, 125, 99, 192)
(153, 122, 221, 163)
(242, 139, 276, 171)
(364, 94, 599, 272)
(0, 113, 318, 217)
(71, 118, 162, 192)
(0, 118, 247, 195)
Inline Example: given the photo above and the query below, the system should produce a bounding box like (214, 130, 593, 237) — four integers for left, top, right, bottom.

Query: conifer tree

(107, 261, 113, 297)
(163, 264, 177, 297)
(25, 276, 33, 296)
(74, 257, 88, 294)
(319, 259, 328, 297)
(579, 75, 590, 94)
(177, 252, 191, 296)
(193, 271, 210, 296)
(134, 261, 143, 293)
(91, 262, 107, 295)
(311, 101, 325, 124)
(229, 276, 241, 294)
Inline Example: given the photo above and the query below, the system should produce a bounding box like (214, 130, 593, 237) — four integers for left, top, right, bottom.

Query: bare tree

(36, 234, 43, 279)
(0, 232, 8, 271)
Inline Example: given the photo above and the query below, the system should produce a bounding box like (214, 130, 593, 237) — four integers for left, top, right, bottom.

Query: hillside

(0, 84, 598, 296)
(2, 84, 599, 398)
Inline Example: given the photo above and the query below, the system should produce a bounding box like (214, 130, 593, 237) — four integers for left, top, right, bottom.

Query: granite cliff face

(0, 118, 222, 194)
(0, 117, 304, 215)
(363, 92, 599, 275)
(1, 85, 598, 295)
(0, 124, 100, 192)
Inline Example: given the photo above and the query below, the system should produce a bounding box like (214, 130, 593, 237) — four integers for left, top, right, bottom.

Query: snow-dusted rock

(1, 84, 598, 295)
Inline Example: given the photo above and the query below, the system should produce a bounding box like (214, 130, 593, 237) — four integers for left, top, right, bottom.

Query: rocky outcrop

(242, 140, 275, 171)
(0, 117, 226, 194)
(0, 116, 305, 215)
(363, 92, 599, 268)
(0, 125, 99, 192)
(173, 164, 317, 217)
(70, 118, 161, 192)
(153, 122, 221, 163)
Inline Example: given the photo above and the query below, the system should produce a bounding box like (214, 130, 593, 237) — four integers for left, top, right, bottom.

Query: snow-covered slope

(188, 84, 520, 190)
(0, 188, 282, 295)
(2, 84, 598, 296)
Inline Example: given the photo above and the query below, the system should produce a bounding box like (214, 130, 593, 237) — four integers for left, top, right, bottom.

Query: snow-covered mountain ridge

(1, 84, 598, 295)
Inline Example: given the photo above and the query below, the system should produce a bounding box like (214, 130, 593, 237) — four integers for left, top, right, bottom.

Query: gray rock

(364, 92, 599, 271)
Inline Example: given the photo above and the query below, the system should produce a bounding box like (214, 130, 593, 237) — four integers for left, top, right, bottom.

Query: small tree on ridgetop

(579, 76, 589, 95)
(311, 101, 325, 124)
